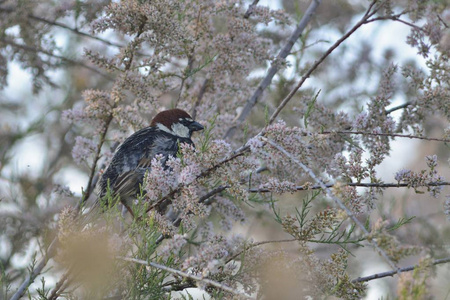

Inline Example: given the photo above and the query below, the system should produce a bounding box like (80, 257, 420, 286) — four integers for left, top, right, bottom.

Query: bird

(96, 108, 204, 210)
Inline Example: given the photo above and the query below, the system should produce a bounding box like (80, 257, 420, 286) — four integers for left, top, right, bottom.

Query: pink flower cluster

(72, 136, 97, 165)
(182, 234, 245, 277)
(258, 177, 297, 194)
(394, 155, 445, 197)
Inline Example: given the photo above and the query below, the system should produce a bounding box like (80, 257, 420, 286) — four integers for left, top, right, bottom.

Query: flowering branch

(145, 146, 250, 214)
(154, 178, 450, 245)
(82, 15, 148, 208)
(79, 116, 114, 208)
(260, 136, 400, 270)
(117, 256, 256, 299)
(10, 14, 149, 300)
(154, 185, 229, 244)
(224, 0, 322, 139)
(352, 257, 450, 283)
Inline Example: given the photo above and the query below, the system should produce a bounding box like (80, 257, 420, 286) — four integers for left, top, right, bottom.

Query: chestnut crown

(151, 109, 204, 138)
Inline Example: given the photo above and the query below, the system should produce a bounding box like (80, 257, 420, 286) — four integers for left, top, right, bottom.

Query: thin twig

(79, 115, 114, 209)
(82, 17, 147, 210)
(287, 129, 448, 143)
(0, 37, 113, 80)
(386, 102, 411, 114)
(117, 256, 255, 299)
(175, 8, 204, 108)
(191, 79, 209, 119)
(352, 257, 450, 283)
(366, 14, 425, 32)
(437, 14, 449, 28)
(268, 0, 381, 125)
(224, 0, 322, 139)
(322, 130, 450, 143)
(244, 0, 260, 18)
(260, 136, 399, 271)
(175, 56, 194, 107)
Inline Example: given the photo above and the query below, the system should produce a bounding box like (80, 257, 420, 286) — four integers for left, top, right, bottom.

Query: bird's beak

(189, 121, 204, 132)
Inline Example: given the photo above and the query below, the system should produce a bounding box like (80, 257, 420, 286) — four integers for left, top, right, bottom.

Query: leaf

(388, 216, 415, 232)
(199, 113, 218, 153)
(304, 89, 321, 128)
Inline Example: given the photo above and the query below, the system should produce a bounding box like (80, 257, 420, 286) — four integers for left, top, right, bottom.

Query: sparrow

(96, 108, 204, 209)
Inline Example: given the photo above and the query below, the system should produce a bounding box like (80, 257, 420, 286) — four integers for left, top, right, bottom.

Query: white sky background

(0, 1, 446, 299)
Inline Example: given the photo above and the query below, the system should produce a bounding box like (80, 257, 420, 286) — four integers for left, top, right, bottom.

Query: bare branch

(224, 0, 322, 139)
(366, 14, 425, 32)
(268, 0, 381, 124)
(10, 239, 58, 300)
(386, 102, 412, 114)
(352, 257, 450, 283)
(322, 131, 450, 143)
(244, 0, 260, 19)
(249, 181, 450, 193)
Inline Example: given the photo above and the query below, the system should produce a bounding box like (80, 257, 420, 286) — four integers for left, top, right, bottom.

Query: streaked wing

(112, 135, 178, 201)
(113, 170, 144, 202)
(137, 156, 152, 169)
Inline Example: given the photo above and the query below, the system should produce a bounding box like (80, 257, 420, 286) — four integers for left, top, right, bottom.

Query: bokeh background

(1, 0, 449, 299)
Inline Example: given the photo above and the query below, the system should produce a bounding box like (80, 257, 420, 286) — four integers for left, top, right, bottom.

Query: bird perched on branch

(96, 108, 204, 210)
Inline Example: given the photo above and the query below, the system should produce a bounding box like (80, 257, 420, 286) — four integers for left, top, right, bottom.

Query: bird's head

(151, 109, 204, 138)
